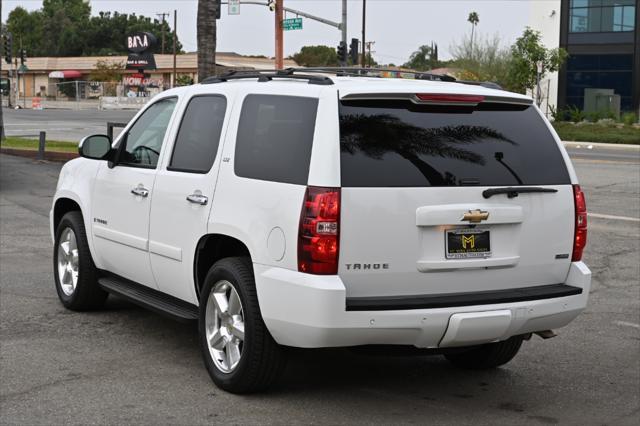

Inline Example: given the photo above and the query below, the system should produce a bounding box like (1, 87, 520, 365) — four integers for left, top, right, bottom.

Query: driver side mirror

(78, 134, 114, 161)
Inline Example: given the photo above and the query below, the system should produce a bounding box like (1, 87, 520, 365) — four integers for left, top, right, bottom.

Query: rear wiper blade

(482, 187, 559, 199)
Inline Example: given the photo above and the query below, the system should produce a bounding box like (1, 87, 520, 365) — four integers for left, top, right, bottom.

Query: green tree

(84, 12, 182, 56)
(6, 7, 43, 57)
(89, 59, 124, 81)
(403, 43, 440, 71)
(450, 33, 512, 85)
(292, 45, 339, 67)
(467, 11, 479, 58)
(5, 4, 182, 57)
(40, 0, 91, 56)
(507, 27, 567, 94)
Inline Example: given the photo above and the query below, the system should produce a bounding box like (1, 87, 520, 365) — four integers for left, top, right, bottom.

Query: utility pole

(366, 41, 375, 67)
(361, 0, 366, 67)
(14, 57, 18, 107)
(172, 10, 177, 88)
(275, 0, 284, 69)
(157, 12, 170, 54)
(341, 0, 347, 58)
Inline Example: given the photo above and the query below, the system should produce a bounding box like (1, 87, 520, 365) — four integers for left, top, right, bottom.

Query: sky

(2, 0, 535, 64)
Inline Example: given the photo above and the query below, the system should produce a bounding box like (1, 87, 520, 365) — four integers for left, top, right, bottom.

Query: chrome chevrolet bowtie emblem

(462, 209, 489, 223)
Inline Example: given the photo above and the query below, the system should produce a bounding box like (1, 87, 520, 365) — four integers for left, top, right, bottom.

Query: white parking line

(614, 321, 640, 329)
(589, 213, 640, 222)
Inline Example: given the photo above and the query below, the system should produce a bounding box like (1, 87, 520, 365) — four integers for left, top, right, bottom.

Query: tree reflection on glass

(340, 113, 516, 186)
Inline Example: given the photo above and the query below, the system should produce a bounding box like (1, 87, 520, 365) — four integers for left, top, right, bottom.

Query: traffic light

(337, 41, 347, 63)
(3, 33, 12, 64)
(215, 0, 221, 19)
(349, 38, 359, 65)
(20, 49, 26, 65)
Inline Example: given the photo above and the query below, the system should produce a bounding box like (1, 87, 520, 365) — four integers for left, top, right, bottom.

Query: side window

(169, 95, 227, 173)
(119, 98, 177, 168)
(235, 94, 318, 185)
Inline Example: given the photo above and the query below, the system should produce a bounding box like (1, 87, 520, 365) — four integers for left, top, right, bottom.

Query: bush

(567, 105, 585, 123)
(549, 105, 567, 122)
(622, 112, 638, 126)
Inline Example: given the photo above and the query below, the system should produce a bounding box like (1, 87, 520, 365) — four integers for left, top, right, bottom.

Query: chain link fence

(47, 81, 122, 101)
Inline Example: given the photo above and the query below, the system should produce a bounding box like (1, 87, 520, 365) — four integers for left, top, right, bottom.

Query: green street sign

(282, 18, 302, 31)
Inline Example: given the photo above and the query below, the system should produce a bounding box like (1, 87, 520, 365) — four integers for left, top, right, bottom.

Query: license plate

(445, 228, 491, 259)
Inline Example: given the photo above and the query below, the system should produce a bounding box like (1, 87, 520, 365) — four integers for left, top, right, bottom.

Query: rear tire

(53, 211, 108, 310)
(198, 257, 286, 393)
(444, 336, 524, 369)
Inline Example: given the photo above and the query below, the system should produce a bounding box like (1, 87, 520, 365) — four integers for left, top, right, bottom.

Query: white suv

(51, 69, 591, 393)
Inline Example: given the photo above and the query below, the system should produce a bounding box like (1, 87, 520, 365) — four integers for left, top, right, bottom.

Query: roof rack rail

(297, 67, 457, 82)
(200, 69, 334, 85)
(200, 67, 503, 90)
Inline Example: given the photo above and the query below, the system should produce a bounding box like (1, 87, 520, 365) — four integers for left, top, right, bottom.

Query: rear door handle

(186, 193, 208, 205)
(131, 185, 149, 197)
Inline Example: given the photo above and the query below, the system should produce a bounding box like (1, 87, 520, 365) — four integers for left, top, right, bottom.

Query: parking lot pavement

(0, 152, 638, 425)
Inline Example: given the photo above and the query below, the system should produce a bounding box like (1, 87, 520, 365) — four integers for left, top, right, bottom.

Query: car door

(148, 93, 230, 303)
(91, 97, 178, 288)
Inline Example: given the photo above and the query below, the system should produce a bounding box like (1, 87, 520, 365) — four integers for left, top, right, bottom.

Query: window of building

(570, 0, 635, 33)
(565, 54, 634, 110)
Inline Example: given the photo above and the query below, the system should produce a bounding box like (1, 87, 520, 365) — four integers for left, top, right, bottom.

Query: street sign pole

(341, 0, 347, 66)
(275, 0, 283, 69)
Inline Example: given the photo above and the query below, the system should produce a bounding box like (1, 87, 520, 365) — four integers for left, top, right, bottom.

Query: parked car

(51, 69, 590, 393)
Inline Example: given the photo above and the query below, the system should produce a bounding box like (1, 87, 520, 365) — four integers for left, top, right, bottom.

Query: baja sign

(127, 32, 156, 53)
(126, 32, 157, 70)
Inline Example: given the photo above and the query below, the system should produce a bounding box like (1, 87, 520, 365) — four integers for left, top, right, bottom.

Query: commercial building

(1, 52, 296, 100)
(529, 0, 639, 115)
(559, 0, 638, 114)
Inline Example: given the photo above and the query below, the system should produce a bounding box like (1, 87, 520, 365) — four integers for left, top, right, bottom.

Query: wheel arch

(53, 197, 82, 232)
(193, 233, 252, 301)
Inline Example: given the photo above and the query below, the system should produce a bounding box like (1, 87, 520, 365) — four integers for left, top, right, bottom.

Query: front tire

(444, 336, 524, 369)
(198, 257, 286, 393)
(53, 211, 107, 310)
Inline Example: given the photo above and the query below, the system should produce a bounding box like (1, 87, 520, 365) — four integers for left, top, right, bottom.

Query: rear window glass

(339, 100, 570, 187)
(235, 94, 318, 185)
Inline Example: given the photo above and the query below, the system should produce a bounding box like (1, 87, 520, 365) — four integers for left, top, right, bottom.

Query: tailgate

(337, 95, 574, 298)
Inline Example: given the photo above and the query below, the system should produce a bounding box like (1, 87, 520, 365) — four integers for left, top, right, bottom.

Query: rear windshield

(339, 100, 570, 187)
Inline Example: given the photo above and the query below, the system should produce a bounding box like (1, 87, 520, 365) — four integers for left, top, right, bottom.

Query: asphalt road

(0, 150, 638, 425)
(2, 108, 137, 142)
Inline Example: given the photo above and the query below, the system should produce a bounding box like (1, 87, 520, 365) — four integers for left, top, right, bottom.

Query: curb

(0, 148, 78, 162)
(563, 141, 640, 151)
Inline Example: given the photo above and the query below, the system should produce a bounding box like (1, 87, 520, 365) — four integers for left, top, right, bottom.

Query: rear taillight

(572, 185, 587, 261)
(298, 186, 340, 275)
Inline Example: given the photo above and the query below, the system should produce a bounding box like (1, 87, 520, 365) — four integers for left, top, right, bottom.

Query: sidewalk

(563, 141, 640, 151)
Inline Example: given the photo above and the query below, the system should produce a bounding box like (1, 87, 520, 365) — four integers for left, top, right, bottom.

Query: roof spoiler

(340, 92, 533, 106)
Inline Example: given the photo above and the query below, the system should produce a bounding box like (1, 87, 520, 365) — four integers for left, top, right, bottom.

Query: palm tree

(467, 11, 479, 59)
(197, 0, 218, 81)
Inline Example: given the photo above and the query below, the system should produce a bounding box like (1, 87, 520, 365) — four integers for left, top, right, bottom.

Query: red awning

(49, 70, 83, 79)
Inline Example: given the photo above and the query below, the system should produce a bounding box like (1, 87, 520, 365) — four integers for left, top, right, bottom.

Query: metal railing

(107, 122, 128, 141)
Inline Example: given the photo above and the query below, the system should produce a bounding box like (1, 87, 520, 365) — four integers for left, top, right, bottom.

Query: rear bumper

(254, 262, 591, 349)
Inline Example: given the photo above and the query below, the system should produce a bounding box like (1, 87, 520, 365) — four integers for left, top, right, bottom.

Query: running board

(98, 274, 199, 322)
